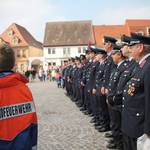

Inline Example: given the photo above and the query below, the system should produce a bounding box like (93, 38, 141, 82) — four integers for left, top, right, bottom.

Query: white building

(43, 20, 95, 69)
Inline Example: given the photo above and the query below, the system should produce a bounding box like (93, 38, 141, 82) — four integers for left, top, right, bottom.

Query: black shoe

(82, 109, 87, 112)
(80, 108, 86, 111)
(78, 104, 83, 107)
(65, 93, 69, 97)
(95, 125, 104, 130)
(76, 103, 81, 107)
(106, 143, 117, 149)
(83, 111, 89, 115)
(90, 118, 96, 123)
(87, 112, 92, 116)
(73, 98, 77, 102)
(98, 127, 110, 132)
(116, 143, 123, 150)
(107, 138, 115, 144)
(90, 120, 96, 124)
(89, 113, 94, 117)
(71, 97, 74, 101)
(105, 132, 113, 138)
(94, 122, 101, 126)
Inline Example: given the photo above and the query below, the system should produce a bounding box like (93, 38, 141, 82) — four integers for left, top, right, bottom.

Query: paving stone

(28, 81, 107, 150)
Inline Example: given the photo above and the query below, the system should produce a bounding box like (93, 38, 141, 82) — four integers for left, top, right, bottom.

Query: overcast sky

(0, 0, 150, 42)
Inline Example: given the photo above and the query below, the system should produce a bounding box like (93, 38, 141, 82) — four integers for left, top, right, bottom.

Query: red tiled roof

(126, 19, 150, 36)
(126, 19, 150, 27)
(15, 24, 42, 49)
(93, 25, 129, 46)
(0, 23, 42, 49)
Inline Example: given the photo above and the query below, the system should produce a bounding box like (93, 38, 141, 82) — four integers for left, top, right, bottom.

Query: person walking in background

(25, 69, 30, 80)
(38, 67, 43, 81)
(31, 68, 36, 81)
(55, 69, 61, 88)
(42, 70, 46, 81)
(48, 69, 52, 81)
(61, 62, 68, 88)
(51, 69, 56, 81)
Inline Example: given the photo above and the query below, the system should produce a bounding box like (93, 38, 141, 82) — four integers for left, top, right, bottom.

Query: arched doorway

(31, 59, 43, 71)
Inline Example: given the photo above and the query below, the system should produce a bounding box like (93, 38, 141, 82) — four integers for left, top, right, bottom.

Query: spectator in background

(38, 67, 43, 81)
(25, 69, 30, 79)
(31, 68, 36, 81)
(55, 69, 61, 88)
(42, 70, 46, 81)
(51, 69, 56, 81)
(48, 69, 52, 81)
(61, 61, 68, 88)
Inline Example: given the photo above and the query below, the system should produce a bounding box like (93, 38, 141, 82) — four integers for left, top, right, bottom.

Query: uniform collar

(139, 53, 150, 65)
(107, 51, 112, 56)
(117, 60, 125, 68)
(99, 60, 103, 64)
(129, 57, 133, 61)
(100, 58, 106, 64)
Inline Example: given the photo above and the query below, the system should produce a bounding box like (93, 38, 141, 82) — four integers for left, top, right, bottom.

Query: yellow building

(0, 23, 43, 72)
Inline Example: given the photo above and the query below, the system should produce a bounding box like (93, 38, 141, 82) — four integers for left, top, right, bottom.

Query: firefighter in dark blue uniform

(105, 35, 137, 149)
(80, 50, 91, 113)
(76, 54, 86, 107)
(64, 59, 72, 96)
(68, 58, 76, 99)
(86, 48, 101, 118)
(96, 36, 117, 132)
(74, 56, 82, 103)
(91, 49, 108, 128)
(82, 48, 96, 115)
(106, 45, 128, 149)
(122, 33, 150, 150)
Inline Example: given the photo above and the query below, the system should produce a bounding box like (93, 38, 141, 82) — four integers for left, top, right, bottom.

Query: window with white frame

(63, 48, 71, 55)
(48, 48, 56, 54)
(52, 48, 56, 54)
(8, 29, 14, 37)
(83, 47, 86, 53)
(48, 48, 51, 54)
(78, 47, 82, 53)
(67, 48, 70, 55)
(147, 27, 150, 36)
(17, 50, 21, 57)
(12, 36, 19, 45)
(22, 49, 27, 57)
(63, 48, 66, 55)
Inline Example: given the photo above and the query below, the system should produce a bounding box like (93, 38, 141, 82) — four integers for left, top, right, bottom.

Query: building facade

(0, 23, 43, 72)
(43, 46, 87, 66)
(93, 19, 150, 46)
(43, 20, 95, 69)
(1, 19, 150, 72)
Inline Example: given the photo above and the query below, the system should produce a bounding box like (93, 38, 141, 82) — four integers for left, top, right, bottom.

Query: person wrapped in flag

(0, 43, 38, 150)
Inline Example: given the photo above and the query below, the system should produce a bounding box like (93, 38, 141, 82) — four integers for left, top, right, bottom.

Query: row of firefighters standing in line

(62, 33, 150, 150)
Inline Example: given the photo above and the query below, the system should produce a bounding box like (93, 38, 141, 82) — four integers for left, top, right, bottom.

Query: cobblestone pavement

(29, 81, 108, 150)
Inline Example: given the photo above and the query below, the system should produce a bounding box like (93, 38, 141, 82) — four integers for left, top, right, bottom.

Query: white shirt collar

(99, 60, 103, 64)
(139, 53, 150, 65)
(129, 57, 133, 61)
(107, 51, 112, 56)
(117, 60, 125, 68)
